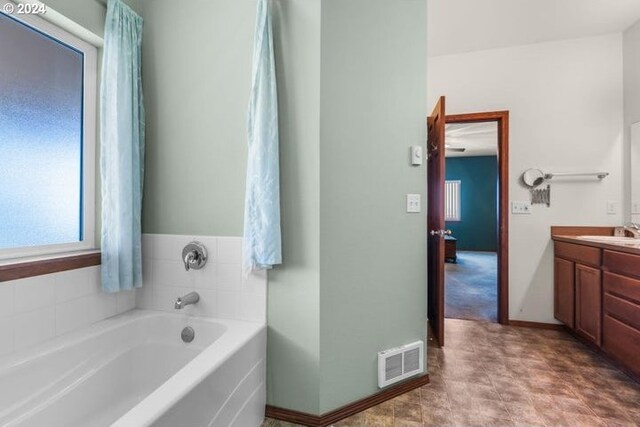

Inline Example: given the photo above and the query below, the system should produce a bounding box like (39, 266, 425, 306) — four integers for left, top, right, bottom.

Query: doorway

(427, 98, 509, 346)
(444, 121, 499, 323)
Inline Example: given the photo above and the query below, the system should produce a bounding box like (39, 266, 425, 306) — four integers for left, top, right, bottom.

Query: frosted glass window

(0, 12, 84, 250)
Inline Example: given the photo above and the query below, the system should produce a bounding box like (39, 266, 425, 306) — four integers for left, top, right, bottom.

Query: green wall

(318, 0, 428, 412)
(445, 156, 498, 251)
(137, 0, 427, 415)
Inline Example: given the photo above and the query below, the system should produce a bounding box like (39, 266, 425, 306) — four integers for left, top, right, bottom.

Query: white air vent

(377, 341, 424, 388)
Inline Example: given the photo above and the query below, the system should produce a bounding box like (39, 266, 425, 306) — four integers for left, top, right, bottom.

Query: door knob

(429, 229, 452, 237)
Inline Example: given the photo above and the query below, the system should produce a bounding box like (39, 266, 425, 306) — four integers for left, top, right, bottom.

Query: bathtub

(0, 310, 266, 427)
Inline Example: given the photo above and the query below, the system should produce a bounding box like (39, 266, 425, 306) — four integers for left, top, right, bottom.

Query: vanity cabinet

(553, 241, 602, 346)
(553, 235, 640, 380)
(554, 257, 575, 328)
(574, 264, 601, 346)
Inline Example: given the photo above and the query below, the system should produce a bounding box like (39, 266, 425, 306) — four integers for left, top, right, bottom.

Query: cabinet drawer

(603, 315, 640, 378)
(603, 272, 640, 305)
(554, 242, 601, 267)
(604, 294, 640, 331)
(604, 250, 640, 279)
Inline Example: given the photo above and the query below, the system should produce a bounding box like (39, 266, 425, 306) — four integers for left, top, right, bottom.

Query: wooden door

(554, 257, 575, 328)
(427, 96, 446, 347)
(575, 263, 602, 346)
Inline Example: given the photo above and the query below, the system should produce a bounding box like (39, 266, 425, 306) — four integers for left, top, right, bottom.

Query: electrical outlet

(406, 194, 421, 213)
(632, 201, 640, 215)
(511, 201, 532, 214)
(607, 201, 618, 215)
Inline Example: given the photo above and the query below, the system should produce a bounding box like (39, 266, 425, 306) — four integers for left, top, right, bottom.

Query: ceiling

(445, 122, 497, 158)
(428, 0, 640, 57)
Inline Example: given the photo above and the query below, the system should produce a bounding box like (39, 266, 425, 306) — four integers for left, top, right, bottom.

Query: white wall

(624, 19, 640, 223)
(0, 266, 134, 357)
(428, 34, 624, 323)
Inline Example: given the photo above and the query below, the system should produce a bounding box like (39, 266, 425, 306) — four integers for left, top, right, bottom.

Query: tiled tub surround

(137, 234, 267, 324)
(0, 266, 135, 357)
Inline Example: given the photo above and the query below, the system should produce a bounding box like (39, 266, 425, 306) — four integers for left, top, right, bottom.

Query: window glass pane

(0, 13, 84, 250)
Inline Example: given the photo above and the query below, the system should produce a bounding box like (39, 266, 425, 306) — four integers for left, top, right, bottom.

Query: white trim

(10, 0, 104, 47)
(0, 7, 98, 260)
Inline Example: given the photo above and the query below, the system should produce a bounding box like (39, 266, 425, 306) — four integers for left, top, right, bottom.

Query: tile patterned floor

(263, 319, 640, 427)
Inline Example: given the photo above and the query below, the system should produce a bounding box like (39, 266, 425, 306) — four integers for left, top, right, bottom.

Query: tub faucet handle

(182, 242, 208, 271)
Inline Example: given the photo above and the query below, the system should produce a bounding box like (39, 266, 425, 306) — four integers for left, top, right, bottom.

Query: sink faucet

(174, 292, 200, 310)
(624, 222, 640, 238)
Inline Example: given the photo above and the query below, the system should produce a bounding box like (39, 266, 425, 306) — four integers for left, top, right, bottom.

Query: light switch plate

(607, 201, 618, 215)
(511, 201, 532, 214)
(410, 146, 423, 166)
(406, 194, 421, 213)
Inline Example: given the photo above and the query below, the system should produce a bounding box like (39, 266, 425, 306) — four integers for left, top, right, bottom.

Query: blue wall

(445, 156, 497, 251)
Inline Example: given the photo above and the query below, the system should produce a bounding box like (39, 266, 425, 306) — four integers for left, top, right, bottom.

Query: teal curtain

(100, 0, 145, 293)
(243, 0, 282, 273)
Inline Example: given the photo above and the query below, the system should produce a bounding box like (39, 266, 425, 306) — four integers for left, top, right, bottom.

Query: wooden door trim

(445, 111, 510, 325)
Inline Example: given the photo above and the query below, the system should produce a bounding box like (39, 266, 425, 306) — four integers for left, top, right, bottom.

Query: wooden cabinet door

(554, 257, 575, 328)
(575, 263, 602, 346)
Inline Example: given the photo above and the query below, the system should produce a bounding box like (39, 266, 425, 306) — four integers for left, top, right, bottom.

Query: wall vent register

(377, 340, 424, 388)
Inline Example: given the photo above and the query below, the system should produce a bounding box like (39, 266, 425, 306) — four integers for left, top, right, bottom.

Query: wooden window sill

(0, 250, 101, 282)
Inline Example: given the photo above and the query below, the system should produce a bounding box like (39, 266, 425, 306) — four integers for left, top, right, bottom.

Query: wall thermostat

(411, 146, 423, 166)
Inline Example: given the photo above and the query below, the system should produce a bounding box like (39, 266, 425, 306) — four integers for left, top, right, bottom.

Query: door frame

(445, 111, 510, 325)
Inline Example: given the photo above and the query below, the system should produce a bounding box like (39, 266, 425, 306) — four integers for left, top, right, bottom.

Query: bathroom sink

(575, 235, 640, 244)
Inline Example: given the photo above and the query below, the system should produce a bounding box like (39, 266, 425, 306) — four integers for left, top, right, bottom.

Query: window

(445, 180, 461, 221)
(0, 7, 97, 259)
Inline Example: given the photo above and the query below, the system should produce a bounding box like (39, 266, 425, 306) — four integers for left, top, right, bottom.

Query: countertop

(551, 226, 640, 256)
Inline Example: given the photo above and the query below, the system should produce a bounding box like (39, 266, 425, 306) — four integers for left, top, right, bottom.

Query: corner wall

(428, 34, 624, 323)
(319, 0, 428, 412)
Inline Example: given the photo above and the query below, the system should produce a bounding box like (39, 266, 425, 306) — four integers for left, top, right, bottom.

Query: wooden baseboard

(265, 374, 430, 427)
(509, 320, 564, 330)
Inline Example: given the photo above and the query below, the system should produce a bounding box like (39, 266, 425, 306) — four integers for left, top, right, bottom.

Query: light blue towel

(100, 0, 145, 293)
(243, 0, 282, 273)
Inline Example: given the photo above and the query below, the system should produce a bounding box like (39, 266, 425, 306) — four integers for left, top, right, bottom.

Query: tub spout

(174, 292, 200, 310)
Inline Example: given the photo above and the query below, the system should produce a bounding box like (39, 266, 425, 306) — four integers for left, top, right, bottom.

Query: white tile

(55, 267, 100, 303)
(0, 283, 15, 318)
(192, 263, 217, 289)
(196, 236, 218, 265)
(239, 293, 266, 324)
(15, 307, 55, 351)
(135, 282, 154, 310)
(153, 260, 194, 288)
(142, 234, 154, 260)
(153, 234, 191, 261)
(13, 275, 55, 313)
(142, 260, 153, 287)
(0, 317, 14, 356)
(242, 269, 267, 295)
(55, 296, 94, 336)
(217, 291, 240, 320)
(187, 289, 217, 317)
(92, 293, 117, 321)
(217, 263, 242, 291)
(217, 237, 242, 264)
(116, 290, 136, 314)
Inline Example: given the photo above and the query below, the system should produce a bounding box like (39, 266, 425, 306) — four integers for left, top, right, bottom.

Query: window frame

(0, 5, 97, 260)
(445, 180, 461, 222)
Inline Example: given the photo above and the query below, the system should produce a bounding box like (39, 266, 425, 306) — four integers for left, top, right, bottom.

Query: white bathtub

(0, 310, 266, 427)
